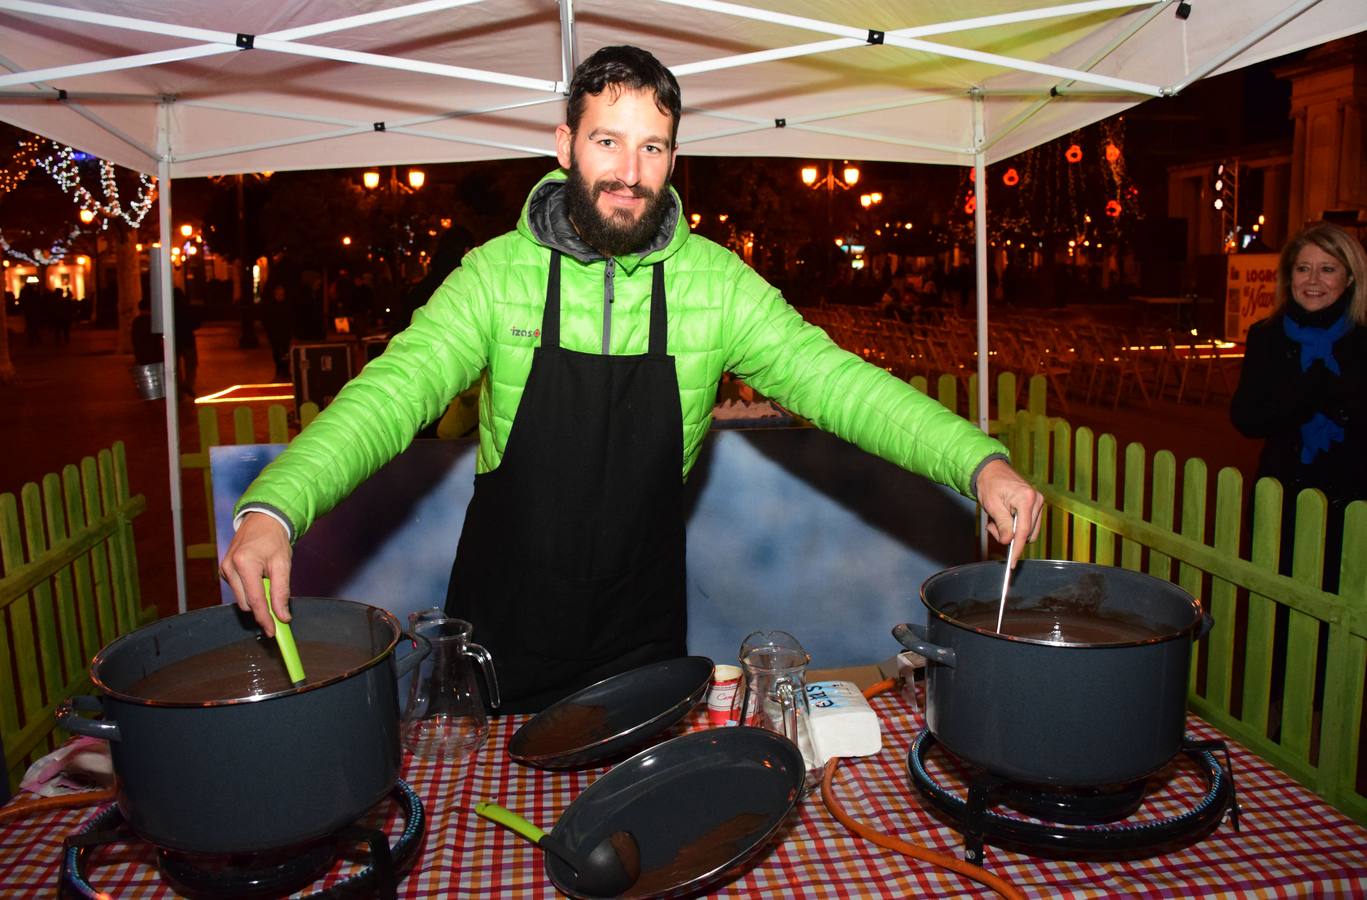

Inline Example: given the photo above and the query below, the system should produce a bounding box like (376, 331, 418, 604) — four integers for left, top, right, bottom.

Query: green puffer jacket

(237, 170, 1007, 539)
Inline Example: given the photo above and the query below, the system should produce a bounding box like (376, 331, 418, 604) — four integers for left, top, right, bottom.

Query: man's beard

(563, 154, 673, 258)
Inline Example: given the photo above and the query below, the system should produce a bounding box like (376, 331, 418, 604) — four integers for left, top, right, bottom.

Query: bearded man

(222, 45, 1043, 713)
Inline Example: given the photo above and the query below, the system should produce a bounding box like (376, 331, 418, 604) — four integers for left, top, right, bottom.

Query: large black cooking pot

(56, 597, 426, 854)
(893, 560, 1211, 788)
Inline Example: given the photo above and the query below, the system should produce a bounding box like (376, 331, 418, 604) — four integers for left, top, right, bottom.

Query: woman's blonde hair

(1275, 221, 1367, 324)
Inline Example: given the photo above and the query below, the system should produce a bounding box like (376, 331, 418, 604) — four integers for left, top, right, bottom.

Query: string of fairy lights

(951, 118, 1142, 251)
(0, 137, 42, 195)
(34, 143, 157, 229)
(0, 224, 86, 266)
(0, 137, 158, 265)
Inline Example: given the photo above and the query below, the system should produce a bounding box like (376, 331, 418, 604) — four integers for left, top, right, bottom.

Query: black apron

(445, 251, 687, 713)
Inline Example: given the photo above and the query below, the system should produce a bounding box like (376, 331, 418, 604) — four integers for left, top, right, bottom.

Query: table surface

(4, 688, 1367, 898)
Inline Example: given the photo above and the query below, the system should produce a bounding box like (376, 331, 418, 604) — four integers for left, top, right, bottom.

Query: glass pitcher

(735, 630, 820, 786)
(401, 610, 500, 761)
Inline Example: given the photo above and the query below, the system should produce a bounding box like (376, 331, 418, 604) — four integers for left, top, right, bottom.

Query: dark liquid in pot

(951, 602, 1170, 643)
(127, 637, 375, 702)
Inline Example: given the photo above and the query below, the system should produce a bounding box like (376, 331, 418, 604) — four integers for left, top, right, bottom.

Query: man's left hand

(976, 458, 1044, 566)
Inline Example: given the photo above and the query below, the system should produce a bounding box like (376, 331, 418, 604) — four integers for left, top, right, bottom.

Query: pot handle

(395, 631, 431, 679)
(1195, 612, 1215, 641)
(55, 696, 121, 742)
(892, 623, 956, 667)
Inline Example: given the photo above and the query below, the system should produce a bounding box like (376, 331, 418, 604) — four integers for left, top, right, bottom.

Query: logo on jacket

(510, 326, 541, 339)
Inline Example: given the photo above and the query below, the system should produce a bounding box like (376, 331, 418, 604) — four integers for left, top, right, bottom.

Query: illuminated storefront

(2, 256, 90, 301)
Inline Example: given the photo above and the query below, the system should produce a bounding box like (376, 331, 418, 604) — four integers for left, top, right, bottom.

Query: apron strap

(542, 251, 667, 355)
(649, 262, 667, 356)
(542, 250, 562, 348)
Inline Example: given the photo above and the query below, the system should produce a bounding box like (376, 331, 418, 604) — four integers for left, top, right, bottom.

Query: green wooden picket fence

(914, 371, 1048, 432)
(1005, 411, 1367, 825)
(181, 402, 319, 563)
(0, 442, 156, 794)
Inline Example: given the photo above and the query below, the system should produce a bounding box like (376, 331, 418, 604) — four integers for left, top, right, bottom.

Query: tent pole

(973, 92, 990, 559)
(559, 0, 578, 87)
(972, 94, 989, 437)
(980, 0, 1169, 156)
(656, 0, 1161, 95)
(1169, 0, 1325, 94)
(0, 46, 232, 90)
(156, 99, 188, 614)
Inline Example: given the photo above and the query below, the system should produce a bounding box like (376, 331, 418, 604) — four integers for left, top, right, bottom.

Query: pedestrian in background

(50, 288, 74, 346)
(19, 281, 42, 346)
(1231, 221, 1366, 591)
(173, 287, 199, 398)
(262, 279, 296, 381)
(130, 296, 160, 366)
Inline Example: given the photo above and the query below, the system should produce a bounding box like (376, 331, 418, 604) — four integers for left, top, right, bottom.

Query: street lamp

(801, 161, 863, 235)
(362, 165, 428, 289)
(802, 162, 860, 191)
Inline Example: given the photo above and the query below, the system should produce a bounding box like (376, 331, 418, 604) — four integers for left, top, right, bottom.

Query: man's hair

(1275, 221, 1367, 325)
(566, 46, 682, 146)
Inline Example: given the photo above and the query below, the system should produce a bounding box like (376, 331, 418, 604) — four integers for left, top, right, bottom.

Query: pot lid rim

(89, 598, 402, 706)
(921, 606, 1198, 648)
(918, 558, 1204, 648)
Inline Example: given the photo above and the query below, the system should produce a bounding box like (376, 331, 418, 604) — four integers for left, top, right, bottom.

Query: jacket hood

(518, 169, 687, 274)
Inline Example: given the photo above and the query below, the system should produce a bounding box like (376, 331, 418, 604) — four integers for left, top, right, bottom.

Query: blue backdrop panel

(211, 440, 476, 618)
(212, 429, 975, 668)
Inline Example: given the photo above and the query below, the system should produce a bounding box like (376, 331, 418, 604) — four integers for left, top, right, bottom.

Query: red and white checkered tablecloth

(3, 688, 1366, 898)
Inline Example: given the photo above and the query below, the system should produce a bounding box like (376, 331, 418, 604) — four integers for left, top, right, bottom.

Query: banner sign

(1225, 253, 1278, 341)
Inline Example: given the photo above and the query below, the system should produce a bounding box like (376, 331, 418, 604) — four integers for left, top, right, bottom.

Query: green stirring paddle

(262, 577, 307, 686)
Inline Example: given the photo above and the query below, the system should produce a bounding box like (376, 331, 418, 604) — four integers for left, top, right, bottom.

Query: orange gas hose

(819, 678, 1025, 900)
(0, 788, 115, 824)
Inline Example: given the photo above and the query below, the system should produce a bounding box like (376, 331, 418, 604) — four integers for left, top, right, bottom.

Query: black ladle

(476, 801, 641, 896)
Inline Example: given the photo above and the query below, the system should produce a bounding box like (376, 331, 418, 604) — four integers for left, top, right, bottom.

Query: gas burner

(60, 778, 425, 899)
(907, 731, 1238, 865)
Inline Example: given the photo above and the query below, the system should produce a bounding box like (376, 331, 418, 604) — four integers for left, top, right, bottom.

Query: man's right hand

(220, 512, 294, 637)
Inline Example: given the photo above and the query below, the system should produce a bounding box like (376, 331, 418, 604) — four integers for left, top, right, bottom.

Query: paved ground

(1, 315, 1262, 620)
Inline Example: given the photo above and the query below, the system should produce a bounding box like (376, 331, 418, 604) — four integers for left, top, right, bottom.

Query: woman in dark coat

(262, 279, 296, 381)
(1231, 222, 1367, 591)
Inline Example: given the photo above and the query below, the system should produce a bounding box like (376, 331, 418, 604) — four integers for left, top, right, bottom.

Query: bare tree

(114, 224, 142, 354)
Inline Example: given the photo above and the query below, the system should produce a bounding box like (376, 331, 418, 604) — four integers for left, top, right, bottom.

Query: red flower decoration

(1065, 144, 1083, 164)
(1002, 168, 1020, 187)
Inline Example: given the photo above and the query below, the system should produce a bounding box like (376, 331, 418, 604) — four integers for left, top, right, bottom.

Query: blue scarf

(1299, 412, 1345, 465)
(1283, 311, 1352, 374)
(1283, 311, 1352, 463)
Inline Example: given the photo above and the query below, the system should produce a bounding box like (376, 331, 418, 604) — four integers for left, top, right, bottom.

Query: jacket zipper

(602, 258, 615, 354)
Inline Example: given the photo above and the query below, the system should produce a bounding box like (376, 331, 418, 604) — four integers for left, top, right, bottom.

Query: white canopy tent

(1, 0, 1362, 611)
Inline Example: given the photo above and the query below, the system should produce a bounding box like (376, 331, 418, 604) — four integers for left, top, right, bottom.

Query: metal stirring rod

(995, 512, 1019, 634)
